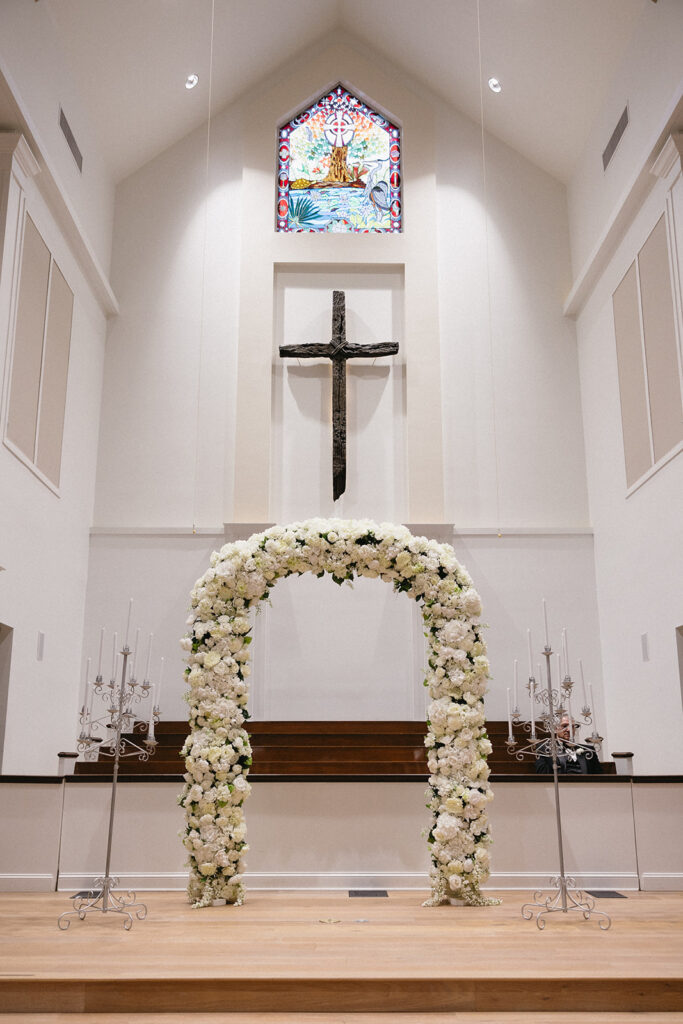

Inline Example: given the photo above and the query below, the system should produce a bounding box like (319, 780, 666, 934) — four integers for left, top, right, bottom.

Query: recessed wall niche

(271, 264, 406, 522)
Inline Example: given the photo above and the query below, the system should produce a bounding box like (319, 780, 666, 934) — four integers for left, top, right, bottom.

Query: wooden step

(72, 721, 613, 778)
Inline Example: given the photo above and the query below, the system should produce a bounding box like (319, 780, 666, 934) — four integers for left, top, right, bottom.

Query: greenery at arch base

(180, 518, 499, 908)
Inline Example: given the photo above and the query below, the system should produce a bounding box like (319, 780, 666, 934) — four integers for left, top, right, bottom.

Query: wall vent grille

(58, 107, 83, 173)
(602, 106, 629, 171)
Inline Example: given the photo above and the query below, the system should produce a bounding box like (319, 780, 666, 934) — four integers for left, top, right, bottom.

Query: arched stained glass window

(277, 84, 401, 233)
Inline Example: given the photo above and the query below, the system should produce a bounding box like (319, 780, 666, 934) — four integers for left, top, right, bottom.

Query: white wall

(53, 778, 674, 894)
(453, 532, 604, 739)
(0, 0, 115, 273)
(437, 103, 587, 528)
(567, 0, 683, 279)
(84, 528, 602, 731)
(83, 533, 222, 723)
(0, 173, 108, 774)
(0, 782, 63, 891)
(3, 778, 680, 895)
(574, 171, 683, 775)
(85, 39, 609, 745)
(94, 107, 242, 529)
(273, 265, 407, 523)
(97, 41, 587, 533)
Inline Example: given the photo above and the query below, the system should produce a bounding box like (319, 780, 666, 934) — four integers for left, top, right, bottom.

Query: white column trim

(0, 132, 40, 185)
(650, 132, 683, 185)
(563, 83, 683, 318)
(0, 62, 118, 317)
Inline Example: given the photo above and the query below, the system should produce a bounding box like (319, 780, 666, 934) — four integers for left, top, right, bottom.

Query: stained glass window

(277, 84, 401, 234)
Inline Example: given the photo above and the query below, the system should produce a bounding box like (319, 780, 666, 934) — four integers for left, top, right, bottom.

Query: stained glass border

(276, 83, 402, 234)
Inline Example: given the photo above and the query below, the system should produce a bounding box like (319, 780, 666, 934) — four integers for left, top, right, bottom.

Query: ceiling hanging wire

(192, 0, 216, 534)
(476, 0, 502, 537)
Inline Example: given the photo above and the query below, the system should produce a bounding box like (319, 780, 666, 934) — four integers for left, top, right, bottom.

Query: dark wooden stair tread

(73, 720, 612, 777)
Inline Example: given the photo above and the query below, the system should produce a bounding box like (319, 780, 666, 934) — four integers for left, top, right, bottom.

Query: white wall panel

(0, 783, 63, 890)
(632, 782, 683, 890)
(50, 779, 658, 894)
(273, 265, 405, 524)
(575, 175, 683, 776)
(0, 154, 107, 775)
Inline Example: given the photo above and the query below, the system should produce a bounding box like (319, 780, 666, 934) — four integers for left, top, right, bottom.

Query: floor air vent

(59, 107, 83, 173)
(602, 105, 629, 171)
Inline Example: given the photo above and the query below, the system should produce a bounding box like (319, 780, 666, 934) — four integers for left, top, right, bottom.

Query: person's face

(557, 716, 571, 740)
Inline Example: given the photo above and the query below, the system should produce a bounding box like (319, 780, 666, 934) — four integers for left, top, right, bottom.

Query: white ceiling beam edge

(88, 525, 594, 538)
(563, 84, 683, 320)
(0, 62, 118, 318)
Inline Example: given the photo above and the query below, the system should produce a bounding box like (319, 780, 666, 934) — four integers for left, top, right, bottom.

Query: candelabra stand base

(521, 874, 611, 931)
(57, 875, 148, 931)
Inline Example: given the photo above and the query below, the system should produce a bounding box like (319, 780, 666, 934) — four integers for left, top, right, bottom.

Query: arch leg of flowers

(180, 518, 499, 909)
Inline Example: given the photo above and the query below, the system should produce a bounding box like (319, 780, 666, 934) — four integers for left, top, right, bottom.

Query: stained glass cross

(279, 290, 399, 501)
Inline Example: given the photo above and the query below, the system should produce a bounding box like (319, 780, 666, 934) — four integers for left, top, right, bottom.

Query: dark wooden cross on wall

(279, 290, 399, 501)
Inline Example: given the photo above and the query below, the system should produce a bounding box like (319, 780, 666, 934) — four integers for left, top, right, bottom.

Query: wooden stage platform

(0, 891, 682, 1017)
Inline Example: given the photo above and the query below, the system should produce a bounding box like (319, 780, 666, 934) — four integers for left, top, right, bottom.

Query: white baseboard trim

(639, 873, 683, 891)
(0, 873, 56, 892)
(246, 871, 430, 889)
(56, 869, 640, 892)
(57, 872, 187, 892)
(486, 871, 640, 891)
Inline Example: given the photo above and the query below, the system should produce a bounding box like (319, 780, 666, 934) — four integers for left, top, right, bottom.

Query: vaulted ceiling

(44, 0, 647, 184)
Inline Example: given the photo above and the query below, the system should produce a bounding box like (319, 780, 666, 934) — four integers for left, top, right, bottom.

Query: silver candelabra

(507, 641, 611, 930)
(59, 619, 161, 931)
(76, 642, 160, 765)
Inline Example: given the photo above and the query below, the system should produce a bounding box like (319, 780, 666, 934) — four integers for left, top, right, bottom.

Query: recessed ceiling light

(488, 77, 502, 94)
(185, 74, 199, 90)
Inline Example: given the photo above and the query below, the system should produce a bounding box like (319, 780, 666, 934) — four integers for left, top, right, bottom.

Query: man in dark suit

(535, 714, 603, 775)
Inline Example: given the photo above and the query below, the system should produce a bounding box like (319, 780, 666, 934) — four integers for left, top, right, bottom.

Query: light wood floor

(0, 890, 682, 1013)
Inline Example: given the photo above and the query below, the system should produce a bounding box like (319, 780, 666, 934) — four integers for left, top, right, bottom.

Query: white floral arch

(180, 518, 496, 908)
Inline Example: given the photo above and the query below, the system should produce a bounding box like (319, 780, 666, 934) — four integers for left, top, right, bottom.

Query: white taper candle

(527, 629, 533, 676)
(144, 633, 154, 682)
(148, 684, 156, 739)
(513, 659, 518, 710)
(506, 688, 512, 735)
(85, 657, 93, 717)
(588, 684, 597, 733)
(124, 598, 133, 648)
(529, 675, 536, 738)
(567, 687, 573, 733)
(542, 599, 549, 647)
(131, 627, 140, 678)
(579, 659, 588, 707)
(97, 627, 104, 677)
(111, 632, 118, 678)
(157, 656, 165, 707)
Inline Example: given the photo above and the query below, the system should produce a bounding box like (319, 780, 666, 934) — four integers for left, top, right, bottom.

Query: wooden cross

(279, 290, 399, 501)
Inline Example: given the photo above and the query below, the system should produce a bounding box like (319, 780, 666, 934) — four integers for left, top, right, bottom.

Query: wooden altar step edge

(0, 1011, 680, 1024)
(0, 892, 681, 1013)
(73, 758, 542, 775)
